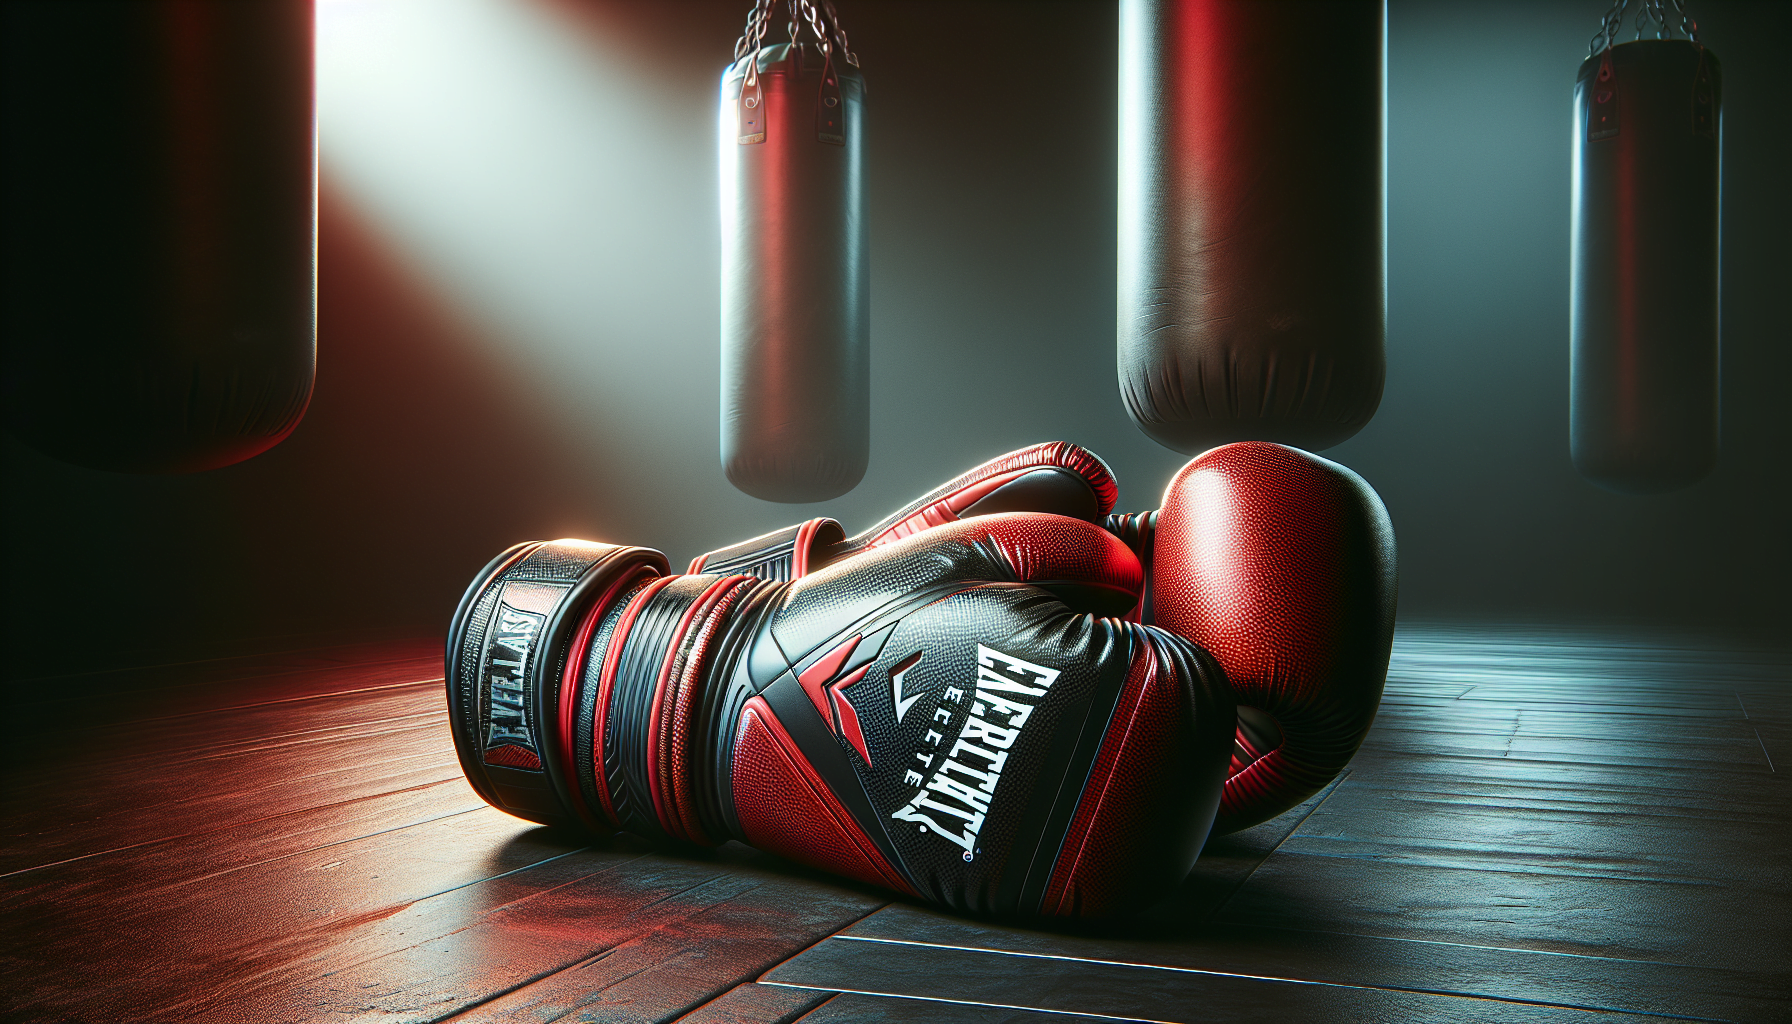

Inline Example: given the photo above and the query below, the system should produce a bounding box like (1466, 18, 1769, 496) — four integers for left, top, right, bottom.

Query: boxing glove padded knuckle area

(1152, 442, 1396, 834)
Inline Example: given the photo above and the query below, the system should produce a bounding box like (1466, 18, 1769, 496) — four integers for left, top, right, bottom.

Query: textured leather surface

(1570, 41, 1721, 493)
(731, 697, 916, 894)
(690, 442, 1119, 582)
(719, 43, 868, 502)
(1150, 442, 1396, 834)
(1117, 0, 1384, 453)
(1040, 630, 1231, 917)
(449, 514, 1233, 916)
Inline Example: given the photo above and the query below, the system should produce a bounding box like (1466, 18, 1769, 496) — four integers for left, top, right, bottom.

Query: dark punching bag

(720, 1, 867, 503)
(1571, 23, 1720, 493)
(1117, 0, 1385, 455)
(1, 0, 316, 475)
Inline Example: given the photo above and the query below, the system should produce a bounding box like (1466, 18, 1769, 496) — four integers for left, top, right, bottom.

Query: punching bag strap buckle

(734, 0, 774, 145)
(738, 67, 766, 145)
(1589, 50, 1620, 141)
(798, 0, 848, 145)
(1690, 45, 1716, 138)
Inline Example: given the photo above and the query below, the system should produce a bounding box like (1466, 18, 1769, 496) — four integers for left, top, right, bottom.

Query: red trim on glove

(557, 565, 658, 831)
(1039, 638, 1186, 916)
(860, 442, 1120, 553)
(731, 697, 917, 896)
(588, 575, 677, 829)
(646, 575, 752, 843)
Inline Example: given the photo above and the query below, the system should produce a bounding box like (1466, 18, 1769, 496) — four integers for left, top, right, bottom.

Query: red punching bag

(1, 0, 316, 475)
(1571, 3, 1720, 494)
(720, 0, 868, 503)
(1117, 0, 1385, 455)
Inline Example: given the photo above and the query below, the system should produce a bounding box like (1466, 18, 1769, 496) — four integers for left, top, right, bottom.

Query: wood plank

(211, 842, 885, 1024)
(819, 904, 1777, 1023)
(673, 983, 835, 1024)
(763, 936, 1669, 1023)
(5, 657, 886, 1024)
(2, 807, 603, 1021)
(3, 636, 444, 743)
(1, 684, 459, 875)
(792, 991, 1123, 1023)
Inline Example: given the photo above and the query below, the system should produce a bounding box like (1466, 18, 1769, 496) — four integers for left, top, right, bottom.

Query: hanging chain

(1590, 0, 1699, 57)
(823, 0, 859, 67)
(734, 0, 775, 89)
(734, 0, 857, 68)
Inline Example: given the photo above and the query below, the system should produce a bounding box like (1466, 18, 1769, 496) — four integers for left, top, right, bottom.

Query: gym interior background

(3, 0, 1787, 660)
(3, 3, 1787, 1021)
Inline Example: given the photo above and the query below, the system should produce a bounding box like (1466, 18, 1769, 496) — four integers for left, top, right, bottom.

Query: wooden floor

(3, 625, 1787, 1023)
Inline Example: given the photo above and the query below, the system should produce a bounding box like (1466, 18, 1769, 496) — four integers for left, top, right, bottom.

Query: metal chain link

(823, 0, 859, 67)
(798, 0, 832, 61)
(1590, 0, 1700, 57)
(733, 0, 776, 86)
(735, 0, 857, 68)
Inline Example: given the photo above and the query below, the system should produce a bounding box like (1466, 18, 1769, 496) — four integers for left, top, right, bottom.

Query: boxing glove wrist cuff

(446, 539, 670, 830)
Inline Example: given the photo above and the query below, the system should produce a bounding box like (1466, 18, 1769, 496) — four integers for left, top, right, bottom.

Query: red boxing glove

(692, 441, 1395, 837)
(1110, 443, 1396, 834)
(447, 514, 1234, 917)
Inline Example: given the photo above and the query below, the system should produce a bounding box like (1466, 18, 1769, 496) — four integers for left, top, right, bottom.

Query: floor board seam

(764, 982, 1163, 1024)
(807, 937, 1735, 1022)
(123, 677, 447, 723)
(755, 898, 895, 982)
(1205, 769, 1351, 920)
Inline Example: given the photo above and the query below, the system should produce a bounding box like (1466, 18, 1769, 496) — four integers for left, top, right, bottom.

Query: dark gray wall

(3, 0, 1785, 668)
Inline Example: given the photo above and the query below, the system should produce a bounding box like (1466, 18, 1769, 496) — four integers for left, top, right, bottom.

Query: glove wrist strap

(688, 518, 844, 581)
(446, 540, 669, 830)
(579, 573, 764, 844)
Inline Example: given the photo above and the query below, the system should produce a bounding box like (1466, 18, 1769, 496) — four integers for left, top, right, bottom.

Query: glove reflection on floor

(447, 514, 1234, 918)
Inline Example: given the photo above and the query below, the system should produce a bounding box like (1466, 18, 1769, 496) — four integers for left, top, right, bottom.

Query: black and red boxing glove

(446, 514, 1234, 917)
(693, 441, 1396, 837)
(687, 441, 1120, 578)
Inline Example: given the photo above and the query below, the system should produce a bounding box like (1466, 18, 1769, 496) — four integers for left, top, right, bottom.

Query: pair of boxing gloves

(446, 441, 1395, 917)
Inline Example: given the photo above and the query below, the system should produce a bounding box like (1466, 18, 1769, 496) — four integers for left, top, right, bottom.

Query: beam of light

(316, 0, 719, 487)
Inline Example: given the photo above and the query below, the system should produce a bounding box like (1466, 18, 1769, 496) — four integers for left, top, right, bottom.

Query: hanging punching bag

(720, 0, 868, 503)
(1571, 6, 1720, 494)
(1117, 0, 1385, 455)
(1, 0, 316, 474)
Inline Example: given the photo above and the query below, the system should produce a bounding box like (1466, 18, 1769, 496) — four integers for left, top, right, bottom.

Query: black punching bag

(2, 0, 316, 475)
(719, 2, 867, 503)
(1117, 0, 1385, 455)
(1571, 34, 1721, 493)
